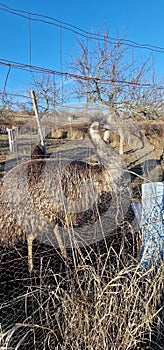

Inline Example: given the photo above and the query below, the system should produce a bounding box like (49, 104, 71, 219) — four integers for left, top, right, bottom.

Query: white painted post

(140, 182, 164, 269)
(131, 182, 164, 269)
(6, 126, 17, 153)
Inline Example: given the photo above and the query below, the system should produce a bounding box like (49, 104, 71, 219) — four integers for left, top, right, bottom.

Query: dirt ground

(0, 117, 163, 182)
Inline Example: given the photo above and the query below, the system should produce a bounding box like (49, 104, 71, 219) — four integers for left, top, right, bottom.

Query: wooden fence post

(30, 90, 46, 154)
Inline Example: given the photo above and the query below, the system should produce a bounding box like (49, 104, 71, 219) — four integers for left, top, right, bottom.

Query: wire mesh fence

(0, 106, 163, 349)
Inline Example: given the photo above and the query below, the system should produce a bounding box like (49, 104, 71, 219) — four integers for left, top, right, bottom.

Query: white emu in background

(105, 109, 145, 155)
(2, 121, 129, 272)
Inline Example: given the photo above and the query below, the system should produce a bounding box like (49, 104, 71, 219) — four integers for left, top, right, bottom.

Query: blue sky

(0, 0, 164, 98)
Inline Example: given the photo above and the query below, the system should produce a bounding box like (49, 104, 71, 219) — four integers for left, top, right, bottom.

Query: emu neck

(90, 130, 127, 185)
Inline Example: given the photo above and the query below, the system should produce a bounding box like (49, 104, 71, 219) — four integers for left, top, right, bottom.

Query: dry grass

(0, 248, 163, 349)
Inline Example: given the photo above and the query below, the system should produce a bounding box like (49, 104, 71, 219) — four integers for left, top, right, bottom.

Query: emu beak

(101, 124, 111, 131)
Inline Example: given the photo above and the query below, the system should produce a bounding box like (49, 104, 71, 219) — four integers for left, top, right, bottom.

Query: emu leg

(54, 224, 67, 259)
(27, 233, 34, 272)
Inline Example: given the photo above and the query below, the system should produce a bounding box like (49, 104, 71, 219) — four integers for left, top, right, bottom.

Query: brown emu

(31, 145, 45, 159)
(1, 122, 129, 272)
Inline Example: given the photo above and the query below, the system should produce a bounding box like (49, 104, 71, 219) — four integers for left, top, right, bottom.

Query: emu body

(1, 122, 129, 272)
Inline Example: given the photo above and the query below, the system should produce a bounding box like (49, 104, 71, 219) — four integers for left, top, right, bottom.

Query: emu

(31, 145, 45, 159)
(106, 109, 145, 155)
(1, 121, 129, 272)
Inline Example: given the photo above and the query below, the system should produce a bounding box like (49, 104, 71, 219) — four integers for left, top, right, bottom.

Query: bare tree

(69, 31, 163, 154)
(26, 73, 62, 112)
(69, 31, 163, 117)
